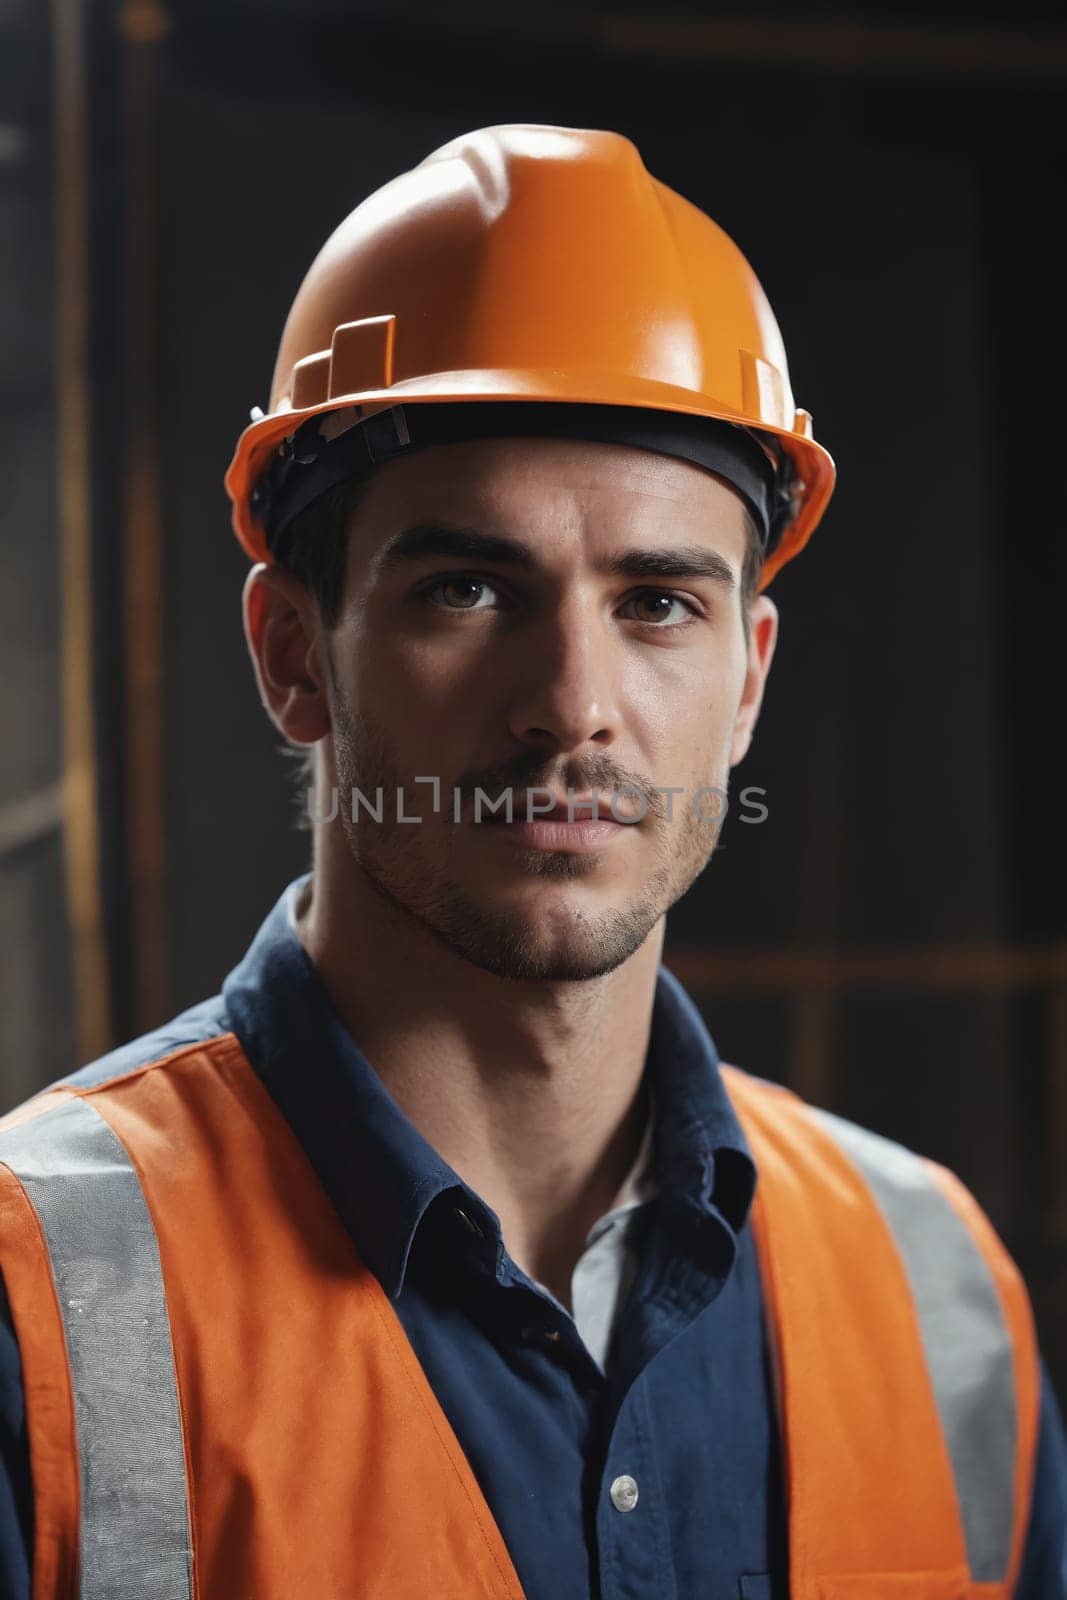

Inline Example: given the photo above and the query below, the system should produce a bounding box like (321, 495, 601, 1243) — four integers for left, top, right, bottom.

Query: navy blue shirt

(1, 876, 1065, 1596)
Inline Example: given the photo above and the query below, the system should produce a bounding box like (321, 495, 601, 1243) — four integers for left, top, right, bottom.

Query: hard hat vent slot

(330, 315, 397, 399)
(739, 349, 788, 430)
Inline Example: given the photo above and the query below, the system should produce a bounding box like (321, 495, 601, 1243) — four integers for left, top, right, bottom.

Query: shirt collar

(646, 961, 757, 1237)
(221, 874, 757, 1299)
(604, 1083, 659, 1217)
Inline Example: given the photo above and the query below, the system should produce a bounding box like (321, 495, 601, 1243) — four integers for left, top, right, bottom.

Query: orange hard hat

(224, 124, 835, 589)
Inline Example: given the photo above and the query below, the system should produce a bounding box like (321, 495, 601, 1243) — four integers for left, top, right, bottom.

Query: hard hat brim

(225, 372, 835, 591)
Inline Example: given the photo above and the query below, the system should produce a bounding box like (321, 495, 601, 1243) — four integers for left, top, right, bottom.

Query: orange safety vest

(0, 1034, 1039, 1600)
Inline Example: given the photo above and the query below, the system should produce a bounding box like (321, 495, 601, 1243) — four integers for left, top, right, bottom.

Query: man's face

(306, 435, 776, 981)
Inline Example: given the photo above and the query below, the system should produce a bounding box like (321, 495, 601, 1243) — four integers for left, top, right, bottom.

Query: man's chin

(435, 928, 648, 984)
(422, 895, 663, 983)
(354, 850, 667, 981)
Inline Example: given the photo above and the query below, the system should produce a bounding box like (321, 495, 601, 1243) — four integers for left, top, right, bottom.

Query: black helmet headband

(252, 400, 796, 563)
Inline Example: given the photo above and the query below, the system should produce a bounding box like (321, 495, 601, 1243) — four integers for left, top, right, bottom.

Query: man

(1, 124, 1064, 1597)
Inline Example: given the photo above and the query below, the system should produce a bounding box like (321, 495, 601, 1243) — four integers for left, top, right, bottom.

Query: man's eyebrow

(604, 546, 736, 589)
(375, 522, 737, 590)
(376, 523, 539, 573)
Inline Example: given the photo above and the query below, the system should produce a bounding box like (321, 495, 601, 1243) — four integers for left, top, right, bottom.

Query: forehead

(348, 434, 751, 561)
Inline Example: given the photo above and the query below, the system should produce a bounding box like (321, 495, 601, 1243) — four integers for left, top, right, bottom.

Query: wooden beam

(665, 942, 1067, 993)
(53, 0, 113, 1059)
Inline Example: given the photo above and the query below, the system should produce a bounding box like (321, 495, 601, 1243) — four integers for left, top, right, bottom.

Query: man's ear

(242, 564, 332, 745)
(729, 594, 778, 768)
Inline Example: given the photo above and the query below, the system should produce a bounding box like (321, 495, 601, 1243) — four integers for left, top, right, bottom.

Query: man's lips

(482, 794, 641, 824)
(484, 816, 629, 853)
(474, 790, 644, 852)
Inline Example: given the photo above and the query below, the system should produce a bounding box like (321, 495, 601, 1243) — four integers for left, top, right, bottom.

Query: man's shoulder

(801, 1097, 996, 1240)
(0, 994, 235, 1125)
(722, 1061, 932, 1168)
(722, 1061, 1004, 1243)
(727, 1062, 946, 1160)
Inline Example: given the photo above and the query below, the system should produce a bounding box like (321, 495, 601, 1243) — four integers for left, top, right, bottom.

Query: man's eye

(422, 580, 697, 625)
(620, 590, 697, 627)
(425, 577, 501, 611)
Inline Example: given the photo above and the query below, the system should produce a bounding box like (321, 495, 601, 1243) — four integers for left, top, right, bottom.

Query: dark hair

(276, 475, 767, 629)
(272, 478, 364, 628)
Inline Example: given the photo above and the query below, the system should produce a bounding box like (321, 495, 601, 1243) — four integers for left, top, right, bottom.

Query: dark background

(2, 0, 1065, 1394)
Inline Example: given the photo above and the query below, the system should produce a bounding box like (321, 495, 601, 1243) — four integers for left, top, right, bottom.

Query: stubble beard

(329, 698, 726, 983)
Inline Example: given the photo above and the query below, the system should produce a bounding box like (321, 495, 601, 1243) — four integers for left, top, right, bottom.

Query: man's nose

(503, 603, 622, 754)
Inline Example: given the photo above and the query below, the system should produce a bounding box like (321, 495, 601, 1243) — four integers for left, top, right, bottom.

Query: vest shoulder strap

(721, 1064, 1040, 1600)
(0, 1073, 199, 1600)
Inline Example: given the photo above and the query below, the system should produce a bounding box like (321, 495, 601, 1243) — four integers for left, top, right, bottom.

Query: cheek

(632, 655, 742, 767)
(341, 636, 491, 783)
(360, 621, 486, 707)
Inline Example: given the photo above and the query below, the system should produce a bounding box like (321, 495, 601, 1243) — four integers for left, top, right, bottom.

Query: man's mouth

(483, 792, 641, 824)
(478, 790, 641, 852)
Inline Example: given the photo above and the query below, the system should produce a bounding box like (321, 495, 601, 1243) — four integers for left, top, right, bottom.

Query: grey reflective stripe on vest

(0, 1097, 193, 1598)
(810, 1105, 1016, 1583)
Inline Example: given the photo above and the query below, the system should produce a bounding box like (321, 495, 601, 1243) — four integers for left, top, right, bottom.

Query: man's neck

(294, 866, 665, 1304)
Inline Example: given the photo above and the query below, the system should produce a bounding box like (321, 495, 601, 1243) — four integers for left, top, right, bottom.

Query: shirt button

(609, 1474, 639, 1513)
